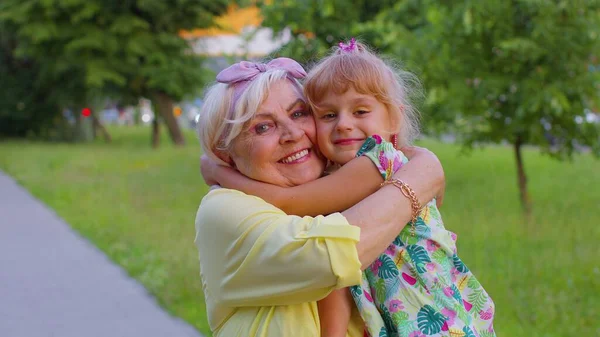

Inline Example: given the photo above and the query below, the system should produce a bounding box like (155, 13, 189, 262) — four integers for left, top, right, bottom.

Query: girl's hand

(400, 146, 446, 208)
(200, 154, 221, 186)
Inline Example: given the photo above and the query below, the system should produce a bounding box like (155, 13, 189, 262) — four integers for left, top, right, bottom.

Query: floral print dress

(352, 136, 496, 337)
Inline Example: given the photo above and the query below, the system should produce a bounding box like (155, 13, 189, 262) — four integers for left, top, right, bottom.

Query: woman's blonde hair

(197, 68, 304, 165)
(304, 40, 422, 147)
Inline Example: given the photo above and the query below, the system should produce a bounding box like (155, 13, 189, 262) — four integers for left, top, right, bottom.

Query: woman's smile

(279, 148, 311, 164)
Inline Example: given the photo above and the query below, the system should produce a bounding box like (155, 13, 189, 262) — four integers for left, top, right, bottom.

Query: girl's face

(313, 87, 396, 165)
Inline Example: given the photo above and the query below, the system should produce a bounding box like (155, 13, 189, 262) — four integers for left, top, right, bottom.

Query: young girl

(200, 39, 495, 337)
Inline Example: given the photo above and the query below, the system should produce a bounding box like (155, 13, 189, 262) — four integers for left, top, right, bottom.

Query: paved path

(0, 171, 202, 337)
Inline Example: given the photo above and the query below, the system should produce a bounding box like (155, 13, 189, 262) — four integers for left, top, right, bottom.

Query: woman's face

(228, 80, 326, 187)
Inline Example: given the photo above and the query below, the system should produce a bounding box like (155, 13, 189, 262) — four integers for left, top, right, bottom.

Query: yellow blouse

(194, 188, 365, 337)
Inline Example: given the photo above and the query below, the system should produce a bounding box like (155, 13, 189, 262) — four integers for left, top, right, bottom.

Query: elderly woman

(195, 58, 445, 337)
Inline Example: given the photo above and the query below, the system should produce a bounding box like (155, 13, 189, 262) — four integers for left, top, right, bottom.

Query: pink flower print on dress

(409, 331, 425, 337)
(450, 232, 458, 242)
(426, 240, 439, 252)
(388, 299, 404, 313)
(441, 321, 449, 331)
(372, 134, 383, 144)
(441, 308, 457, 326)
(480, 307, 494, 320)
(450, 267, 460, 282)
(371, 258, 383, 275)
(443, 286, 455, 298)
(426, 262, 436, 272)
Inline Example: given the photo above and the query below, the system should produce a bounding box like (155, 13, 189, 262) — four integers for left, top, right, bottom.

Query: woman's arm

(201, 154, 382, 216)
(344, 147, 445, 269)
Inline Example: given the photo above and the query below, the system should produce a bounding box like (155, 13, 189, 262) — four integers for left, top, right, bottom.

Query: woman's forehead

(260, 81, 306, 111)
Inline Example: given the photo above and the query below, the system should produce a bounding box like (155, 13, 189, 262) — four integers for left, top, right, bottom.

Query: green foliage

(258, 0, 398, 63)
(384, 0, 600, 159)
(0, 23, 62, 138)
(0, 0, 229, 137)
(261, 0, 600, 158)
(259, 0, 600, 211)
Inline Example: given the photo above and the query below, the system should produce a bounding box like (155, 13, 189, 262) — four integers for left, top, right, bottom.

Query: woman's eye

(321, 113, 336, 120)
(356, 110, 370, 115)
(254, 123, 272, 134)
(291, 110, 308, 119)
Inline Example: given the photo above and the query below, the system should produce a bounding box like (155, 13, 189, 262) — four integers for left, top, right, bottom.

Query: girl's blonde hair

(197, 69, 303, 166)
(304, 40, 422, 147)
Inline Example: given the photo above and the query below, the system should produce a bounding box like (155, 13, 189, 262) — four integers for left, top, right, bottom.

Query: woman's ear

(215, 149, 235, 168)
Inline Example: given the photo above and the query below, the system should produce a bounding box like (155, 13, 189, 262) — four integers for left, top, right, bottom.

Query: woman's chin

(278, 156, 326, 185)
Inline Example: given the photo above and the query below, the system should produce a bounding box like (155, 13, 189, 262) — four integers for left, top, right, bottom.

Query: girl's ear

(388, 104, 404, 133)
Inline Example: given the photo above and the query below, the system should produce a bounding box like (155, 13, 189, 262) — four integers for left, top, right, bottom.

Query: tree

(257, 0, 398, 63)
(379, 0, 600, 214)
(0, 0, 229, 146)
(0, 23, 62, 138)
(259, 0, 600, 214)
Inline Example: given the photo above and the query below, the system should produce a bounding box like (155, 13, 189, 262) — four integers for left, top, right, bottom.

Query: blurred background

(0, 1, 598, 336)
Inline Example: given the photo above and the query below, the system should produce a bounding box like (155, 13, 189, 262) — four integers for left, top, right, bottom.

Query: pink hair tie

(339, 38, 357, 53)
(216, 58, 307, 116)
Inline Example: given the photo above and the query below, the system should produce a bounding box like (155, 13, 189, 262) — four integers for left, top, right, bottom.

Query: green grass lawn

(1, 126, 598, 337)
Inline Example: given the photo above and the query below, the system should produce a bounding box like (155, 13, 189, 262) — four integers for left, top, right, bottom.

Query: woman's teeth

(281, 149, 309, 163)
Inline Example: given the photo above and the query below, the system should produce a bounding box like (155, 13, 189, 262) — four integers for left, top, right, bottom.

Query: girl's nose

(335, 114, 353, 132)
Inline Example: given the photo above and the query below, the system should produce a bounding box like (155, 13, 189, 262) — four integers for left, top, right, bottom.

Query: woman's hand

(400, 146, 446, 208)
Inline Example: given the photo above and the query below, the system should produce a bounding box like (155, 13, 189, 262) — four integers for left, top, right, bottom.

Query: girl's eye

(355, 109, 370, 115)
(320, 113, 336, 120)
(254, 123, 272, 134)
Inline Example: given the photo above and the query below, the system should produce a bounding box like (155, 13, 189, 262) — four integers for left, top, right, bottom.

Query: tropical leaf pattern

(453, 254, 470, 273)
(378, 254, 400, 279)
(374, 278, 386, 304)
(449, 328, 466, 337)
(417, 305, 446, 335)
(350, 284, 362, 298)
(350, 137, 496, 337)
(467, 287, 488, 315)
(462, 326, 477, 337)
(407, 245, 432, 274)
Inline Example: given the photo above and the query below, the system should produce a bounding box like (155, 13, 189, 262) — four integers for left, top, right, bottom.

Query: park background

(1, 1, 599, 336)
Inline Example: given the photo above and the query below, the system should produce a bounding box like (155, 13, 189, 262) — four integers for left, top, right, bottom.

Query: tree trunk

(74, 110, 94, 142)
(514, 136, 532, 216)
(151, 117, 160, 148)
(154, 92, 185, 146)
(92, 112, 111, 143)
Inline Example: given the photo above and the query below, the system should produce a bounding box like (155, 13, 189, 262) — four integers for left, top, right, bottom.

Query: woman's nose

(280, 122, 304, 144)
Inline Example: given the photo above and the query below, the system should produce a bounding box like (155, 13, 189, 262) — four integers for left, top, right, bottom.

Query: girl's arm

(318, 289, 353, 337)
(201, 154, 381, 216)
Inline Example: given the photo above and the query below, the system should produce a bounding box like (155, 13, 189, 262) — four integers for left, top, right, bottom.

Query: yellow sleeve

(195, 188, 362, 307)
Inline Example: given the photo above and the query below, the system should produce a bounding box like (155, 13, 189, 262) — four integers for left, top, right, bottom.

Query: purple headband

(216, 57, 307, 115)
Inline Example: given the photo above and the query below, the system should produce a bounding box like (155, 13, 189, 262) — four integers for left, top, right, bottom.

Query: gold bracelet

(380, 178, 421, 236)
